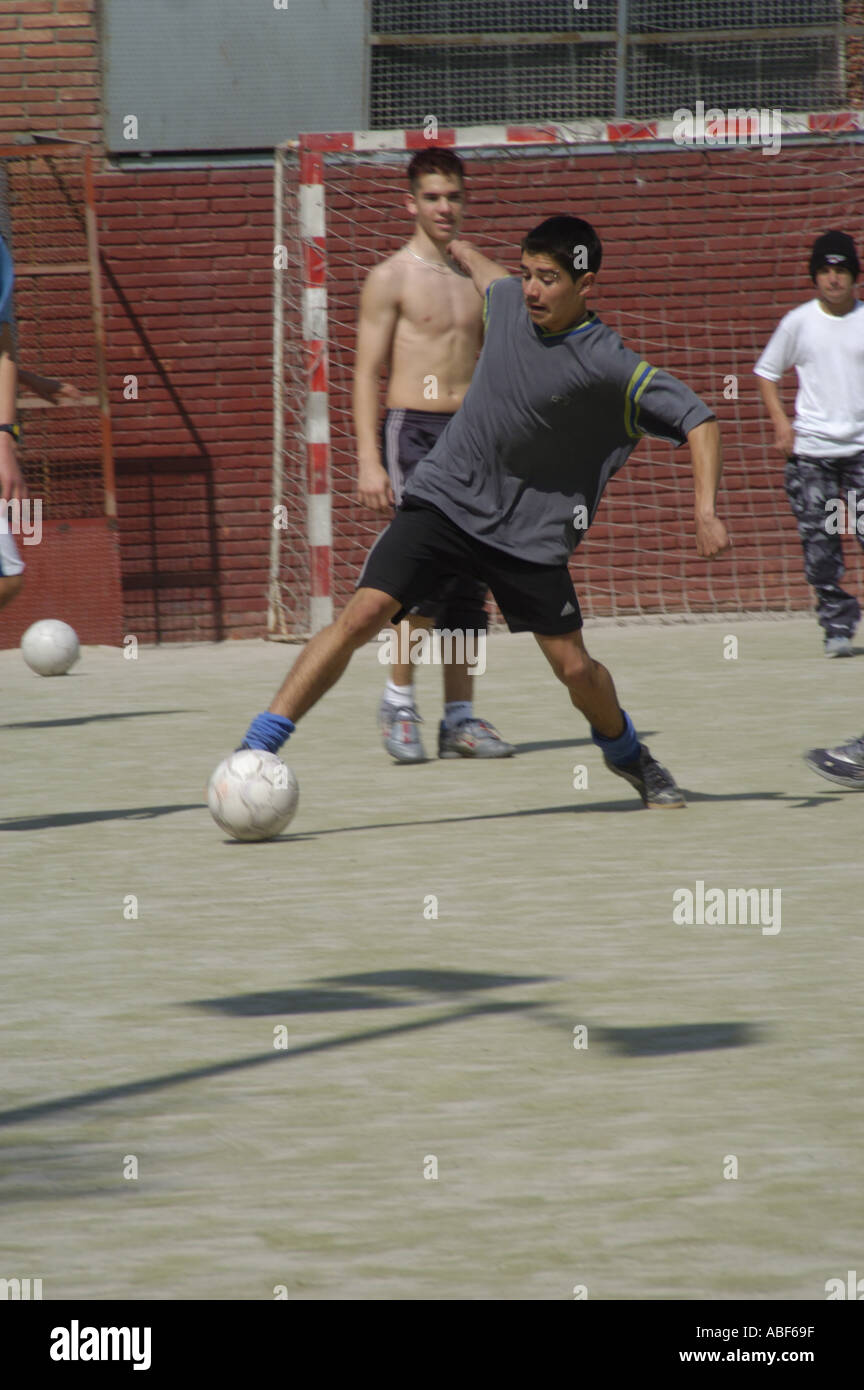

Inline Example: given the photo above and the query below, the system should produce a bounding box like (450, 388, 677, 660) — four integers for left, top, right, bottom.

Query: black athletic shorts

(381, 407, 488, 629)
(358, 498, 583, 635)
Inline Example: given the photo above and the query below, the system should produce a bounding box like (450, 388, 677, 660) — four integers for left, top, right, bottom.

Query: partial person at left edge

(0, 228, 26, 611)
(0, 229, 85, 613)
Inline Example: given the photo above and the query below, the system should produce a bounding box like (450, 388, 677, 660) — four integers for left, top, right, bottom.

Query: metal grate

(371, 44, 616, 128)
(628, 35, 844, 116)
(371, 2, 618, 35)
(370, 1, 855, 123)
(628, 0, 843, 31)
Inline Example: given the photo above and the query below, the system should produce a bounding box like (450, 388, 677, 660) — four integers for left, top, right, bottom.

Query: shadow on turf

(262, 786, 837, 843)
(0, 803, 203, 831)
(0, 1000, 544, 1131)
(514, 730, 657, 754)
(0, 963, 764, 1133)
(0, 709, 193, 730)
(2, 785, 835, 837)
(190, 969, 556, 1016)
(596, 1022, 759, 1056)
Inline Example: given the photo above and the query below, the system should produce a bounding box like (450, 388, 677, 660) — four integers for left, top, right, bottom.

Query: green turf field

(1, 619, 861, 1300)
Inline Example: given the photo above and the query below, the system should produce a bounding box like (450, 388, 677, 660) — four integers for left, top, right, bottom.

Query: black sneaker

(603, 743, 686, 808)
(803, 734, 864, 789)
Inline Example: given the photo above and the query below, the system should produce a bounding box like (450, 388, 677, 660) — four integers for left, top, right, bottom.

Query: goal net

(272, 118, 864, 636)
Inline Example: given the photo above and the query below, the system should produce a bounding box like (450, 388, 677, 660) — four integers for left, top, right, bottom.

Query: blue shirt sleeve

(0, 233, 15, 327)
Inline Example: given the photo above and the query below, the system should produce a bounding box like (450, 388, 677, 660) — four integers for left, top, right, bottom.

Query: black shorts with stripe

(358, 498, 583, 636)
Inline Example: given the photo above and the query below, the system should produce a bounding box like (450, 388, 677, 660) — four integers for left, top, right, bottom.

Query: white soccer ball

(207, 749, 299, 841)
(20, 618, 81, 676)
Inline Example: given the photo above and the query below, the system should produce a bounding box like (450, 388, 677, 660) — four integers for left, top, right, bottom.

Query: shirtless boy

(352, 149, 513, 763)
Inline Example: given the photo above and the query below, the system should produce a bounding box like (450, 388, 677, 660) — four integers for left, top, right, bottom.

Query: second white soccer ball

(207, 749, 299, 841)
(20, 619, 81, 676)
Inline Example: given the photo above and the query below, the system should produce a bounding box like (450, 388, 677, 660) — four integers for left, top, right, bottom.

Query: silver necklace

(404, 246, 455, 275)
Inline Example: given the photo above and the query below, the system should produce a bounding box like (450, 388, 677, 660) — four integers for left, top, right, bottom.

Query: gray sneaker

(824, 634, 854, 657)
(803, 733, 864, 788)
(438, 717, 515, 759)
(379, 701, 428, 763)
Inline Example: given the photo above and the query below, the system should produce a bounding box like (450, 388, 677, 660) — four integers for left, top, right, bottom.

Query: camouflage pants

(784, 453, 864, 636)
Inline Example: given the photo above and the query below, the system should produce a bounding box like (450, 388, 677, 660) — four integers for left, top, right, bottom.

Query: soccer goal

(271, 114, 864, 636)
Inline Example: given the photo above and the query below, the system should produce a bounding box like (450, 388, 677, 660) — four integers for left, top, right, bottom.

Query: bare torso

(384, 249, 484, 412)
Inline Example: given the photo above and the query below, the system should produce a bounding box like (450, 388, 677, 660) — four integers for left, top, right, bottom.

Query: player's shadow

(679, 788, 839, 810)
(272, 801, 650, 843)
(279, 787, 828, 842)
(0, 803, 203, 831)
(0, 709, 192, 730)
(190, 969, 556, 1016)
(514, 736, 593, 753)
(515, 730, 657, 754)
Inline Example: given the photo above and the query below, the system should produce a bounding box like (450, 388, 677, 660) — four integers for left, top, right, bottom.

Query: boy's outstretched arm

(687, 418, 730, 558)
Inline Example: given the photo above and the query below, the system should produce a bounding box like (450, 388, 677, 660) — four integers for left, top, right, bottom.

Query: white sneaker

(437, 717, 515, 759)
(378, 700, 428, 763)
(824, 635, 853, 658)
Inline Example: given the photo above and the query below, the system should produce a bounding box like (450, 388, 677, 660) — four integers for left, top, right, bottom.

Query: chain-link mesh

(275, 136, 864, 633)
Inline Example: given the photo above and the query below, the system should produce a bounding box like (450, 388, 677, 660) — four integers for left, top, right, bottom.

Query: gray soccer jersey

(404, 275, 714, 565)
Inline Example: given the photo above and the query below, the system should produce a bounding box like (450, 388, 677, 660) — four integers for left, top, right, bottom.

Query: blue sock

(591, 710, 639, 767)
(240, 711, 295, 753)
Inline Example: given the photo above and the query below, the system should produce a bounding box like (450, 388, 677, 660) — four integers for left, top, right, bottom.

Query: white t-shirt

(754, 298, 864, 457)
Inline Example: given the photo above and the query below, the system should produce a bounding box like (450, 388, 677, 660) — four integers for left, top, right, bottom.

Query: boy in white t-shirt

(755, 230, 864, 656)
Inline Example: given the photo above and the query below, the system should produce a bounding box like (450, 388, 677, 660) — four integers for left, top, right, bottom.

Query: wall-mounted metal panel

(103, 0, 369, 154)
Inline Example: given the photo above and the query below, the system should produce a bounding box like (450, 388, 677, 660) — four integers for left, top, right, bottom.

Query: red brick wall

(0, 0, 99, 144)
(3, 1, 275, 643)
(99, 168, 274, 642)
(846, 1, 864, 107)
(1, 517, 122, 646)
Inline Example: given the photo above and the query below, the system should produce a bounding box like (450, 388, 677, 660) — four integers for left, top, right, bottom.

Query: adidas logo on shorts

(560, 601, 576, 616)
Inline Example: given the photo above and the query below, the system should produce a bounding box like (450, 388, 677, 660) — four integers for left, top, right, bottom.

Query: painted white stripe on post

(563, 120, 608, 142)
(307, 492, 332, 547)
(305, 391, 330, 445)
(354, 129, 408, 151)
(299, 184, 325, 237)
(302, 286, 328, 340)
(454, 125, 512, 147)
(309, 594, 334, 632)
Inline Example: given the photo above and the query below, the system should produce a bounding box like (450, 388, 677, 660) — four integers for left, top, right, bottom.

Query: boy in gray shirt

(238, 215, 729, 810)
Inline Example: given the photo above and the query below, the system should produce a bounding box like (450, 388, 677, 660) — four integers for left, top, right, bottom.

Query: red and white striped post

(298, 136, 333, 633)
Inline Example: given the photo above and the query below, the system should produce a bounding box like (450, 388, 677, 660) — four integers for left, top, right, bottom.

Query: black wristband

(0, 423, 19, 441)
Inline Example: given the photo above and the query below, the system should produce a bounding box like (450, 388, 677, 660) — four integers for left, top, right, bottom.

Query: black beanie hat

(810, 230, 860, 281)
